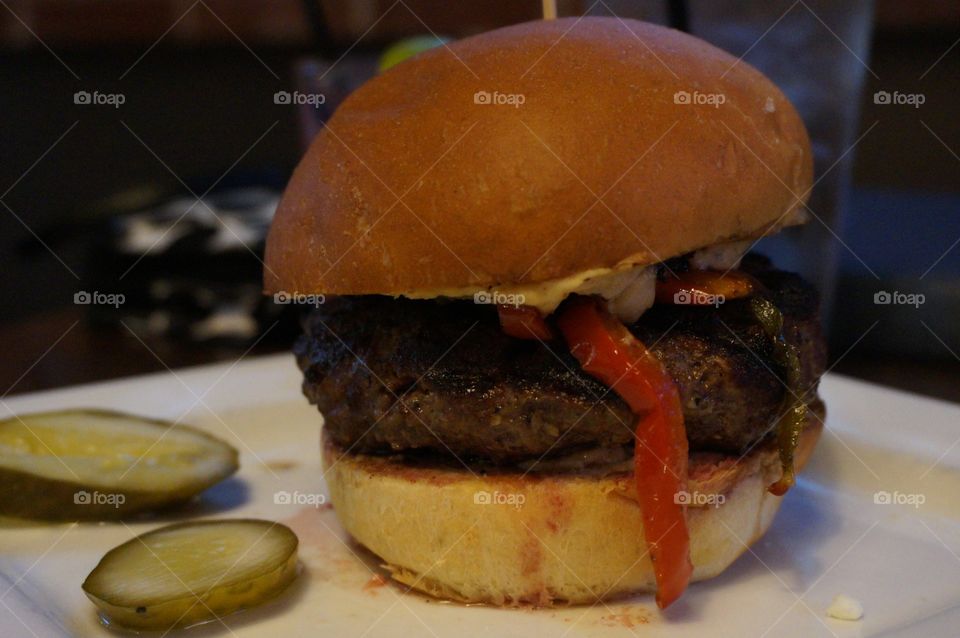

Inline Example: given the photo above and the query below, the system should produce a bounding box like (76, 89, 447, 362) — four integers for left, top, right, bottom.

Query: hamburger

(264, 17, 825, 609)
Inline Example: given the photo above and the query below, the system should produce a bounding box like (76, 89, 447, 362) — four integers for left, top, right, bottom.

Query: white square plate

(2, 354, 959, 637)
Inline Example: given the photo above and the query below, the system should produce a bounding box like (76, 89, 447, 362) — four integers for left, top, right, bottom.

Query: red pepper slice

(497, 305, 555, 340)
(557, 296, 692, 609)
(655, 269, 757, 306)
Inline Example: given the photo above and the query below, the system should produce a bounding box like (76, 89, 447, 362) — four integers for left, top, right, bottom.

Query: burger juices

(265, 18, 826, 608)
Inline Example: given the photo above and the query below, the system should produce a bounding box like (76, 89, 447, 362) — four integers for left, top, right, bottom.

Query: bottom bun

(322, 415, 822, 606)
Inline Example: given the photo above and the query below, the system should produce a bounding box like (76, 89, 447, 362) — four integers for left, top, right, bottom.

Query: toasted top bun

(264, 17, 812, 297)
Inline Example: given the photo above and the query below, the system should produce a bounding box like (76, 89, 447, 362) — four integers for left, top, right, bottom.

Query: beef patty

(295, 255, 826, 464)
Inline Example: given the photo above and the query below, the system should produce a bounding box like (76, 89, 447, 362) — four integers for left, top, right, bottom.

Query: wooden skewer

(542, 0, 557, 20)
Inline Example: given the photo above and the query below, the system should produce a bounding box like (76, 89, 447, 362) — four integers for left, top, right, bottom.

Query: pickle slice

(83, 519, 299, 631)
(0, 409, 238, 520)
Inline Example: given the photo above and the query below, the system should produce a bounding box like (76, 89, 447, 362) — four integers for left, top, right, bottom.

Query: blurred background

(1, 0, 958, 401)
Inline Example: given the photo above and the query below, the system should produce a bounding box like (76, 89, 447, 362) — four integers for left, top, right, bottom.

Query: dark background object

(1, 0, 958, 402)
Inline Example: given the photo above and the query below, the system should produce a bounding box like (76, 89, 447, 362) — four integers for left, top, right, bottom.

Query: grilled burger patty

(296, 256, 827, 464)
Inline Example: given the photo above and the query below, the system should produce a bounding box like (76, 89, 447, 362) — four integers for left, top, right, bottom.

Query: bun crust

(322, 417, 822, 605)
(265, 17, 812, 297)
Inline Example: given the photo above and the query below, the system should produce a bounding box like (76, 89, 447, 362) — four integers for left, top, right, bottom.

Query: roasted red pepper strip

(655, 269, 757, 306)
(497, 304, 555, 340)
(557, 296, 692, 609)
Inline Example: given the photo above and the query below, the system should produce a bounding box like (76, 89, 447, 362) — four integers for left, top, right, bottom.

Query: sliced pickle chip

(83, 519, 299, 631)
(0, 409, 238, 520)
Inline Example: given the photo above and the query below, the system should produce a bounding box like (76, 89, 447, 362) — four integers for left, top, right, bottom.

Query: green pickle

(749, 297, 807, 495)
(82, 519, 299, 631)
(0, 409, 238, 520)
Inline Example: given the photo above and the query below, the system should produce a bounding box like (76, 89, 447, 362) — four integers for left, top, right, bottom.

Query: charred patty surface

(296, 256, 826, 464)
